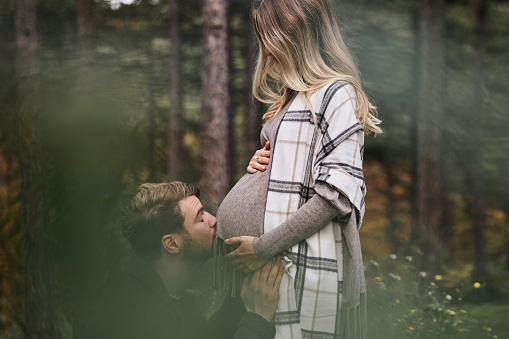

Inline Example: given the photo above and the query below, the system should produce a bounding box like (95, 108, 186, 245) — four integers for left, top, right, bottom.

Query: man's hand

(247, 141, 270, 174)
(224, 236, 267, 272)
(240, 256, 284, 323)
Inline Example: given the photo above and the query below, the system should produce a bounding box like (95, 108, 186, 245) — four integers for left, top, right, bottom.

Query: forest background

(1, 0, 508, 338)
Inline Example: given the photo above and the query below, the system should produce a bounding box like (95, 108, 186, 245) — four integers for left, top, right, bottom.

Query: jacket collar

(127, 255, 174, 303)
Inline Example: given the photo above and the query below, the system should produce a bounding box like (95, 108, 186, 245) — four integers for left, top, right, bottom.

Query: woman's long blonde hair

(251, 0, 381, 134)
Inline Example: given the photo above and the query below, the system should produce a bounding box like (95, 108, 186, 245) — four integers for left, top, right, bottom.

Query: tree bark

(146, 45, 159, 182)
(415, 0, 446, 272)
(168, 0, 183, 180)
(410, 4, 420, 245)
(77, 0, 94, 63)
(200, 0, 230, 212)
(471, 0, 488, 302)
(16, 0, 54, 338)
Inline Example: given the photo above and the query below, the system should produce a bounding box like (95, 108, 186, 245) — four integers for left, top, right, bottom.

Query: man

(86, 182, 283, 339)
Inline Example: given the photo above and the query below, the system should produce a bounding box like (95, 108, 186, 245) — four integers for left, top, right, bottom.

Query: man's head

(121, 182, 216, 263)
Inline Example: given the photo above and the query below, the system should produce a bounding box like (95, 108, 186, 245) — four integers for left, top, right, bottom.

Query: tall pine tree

(200, 0, 230, 212)
(16, 0, 54, 337)
(415, 0, 446, 272)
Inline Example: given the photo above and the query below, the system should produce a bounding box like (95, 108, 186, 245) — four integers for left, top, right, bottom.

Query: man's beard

(181, 233, 213, 262)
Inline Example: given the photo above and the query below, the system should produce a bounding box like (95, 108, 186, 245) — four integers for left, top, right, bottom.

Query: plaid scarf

(265, 81, 366, 338)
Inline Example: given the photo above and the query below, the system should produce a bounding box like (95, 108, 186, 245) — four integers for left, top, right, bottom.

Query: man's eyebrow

(194, 206, 204, 222)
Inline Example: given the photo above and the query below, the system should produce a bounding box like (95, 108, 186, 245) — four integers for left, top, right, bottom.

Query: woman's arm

(254, 184, 351, 260)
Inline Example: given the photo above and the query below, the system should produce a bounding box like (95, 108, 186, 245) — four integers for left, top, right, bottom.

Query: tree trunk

(77, 0, 94, 63)
(385, 165, 400, 252)
(415, 0, 446, 273)
(168, 0, 183, 180)
(16, 0, 54, 338)
(471, 0, 488, 302)
(245, 25, 262, 164)
(147, 46, 158, 182)
(410, 4, 420, 245)
(200, 0, 230, 212)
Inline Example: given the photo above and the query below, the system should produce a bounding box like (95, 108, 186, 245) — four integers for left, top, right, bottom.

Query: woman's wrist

(252, 236, 275, 261)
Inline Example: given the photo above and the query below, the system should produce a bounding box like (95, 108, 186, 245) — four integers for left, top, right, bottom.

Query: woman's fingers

(255, 148, 270, 160)
(247, 144, 271, 173)
(223, 244, 243, 260)
(224, 236, 242, 246)
(247, 160, 266, 173)
(258, 157, 270, 164)
(223, 251, 238, 260)
(223, 237, 259, 272)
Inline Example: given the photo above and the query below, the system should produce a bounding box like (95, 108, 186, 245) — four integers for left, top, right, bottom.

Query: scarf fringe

(338, 292, 367, 339)
(213, 236, 243, 297)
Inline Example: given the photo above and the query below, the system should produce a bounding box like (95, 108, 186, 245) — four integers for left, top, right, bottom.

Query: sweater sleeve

(253, 182, 352, 260)
(233, 312, 276, 339)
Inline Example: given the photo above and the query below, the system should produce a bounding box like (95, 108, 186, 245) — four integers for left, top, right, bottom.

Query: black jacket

(85, 256, 275, 339)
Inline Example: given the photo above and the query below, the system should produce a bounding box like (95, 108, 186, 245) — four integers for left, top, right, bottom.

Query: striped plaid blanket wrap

(266, 82, 366, 338)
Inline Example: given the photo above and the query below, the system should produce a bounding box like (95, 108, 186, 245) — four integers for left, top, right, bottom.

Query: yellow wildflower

(473, 282, 481, 288)
(438, 307, 442, 312)
(493, 335, 498, 338)
(375, 276, 382, 282)
(446, 310, 456, 315)
(487, 328, 492, 332)
(434, 275, 443, 281)
(408, 327, 414, 331)
(433, 318, 437, 323)
(430, 282, 436, 287)
(460, 309, 467, 313)
(410, 309, 416, 313)
(395, 299, 400, 304)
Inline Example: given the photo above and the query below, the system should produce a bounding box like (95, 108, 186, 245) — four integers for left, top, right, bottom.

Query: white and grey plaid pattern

(264, 82, 365, 338)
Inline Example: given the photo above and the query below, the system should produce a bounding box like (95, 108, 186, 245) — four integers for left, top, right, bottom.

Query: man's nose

(207, 212, 217, 228)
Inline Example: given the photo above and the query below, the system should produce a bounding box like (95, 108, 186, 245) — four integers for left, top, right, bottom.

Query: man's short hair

(121, 182, 200, 262)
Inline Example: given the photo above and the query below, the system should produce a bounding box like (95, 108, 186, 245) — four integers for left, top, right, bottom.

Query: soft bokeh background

(1, 0, 508, 338)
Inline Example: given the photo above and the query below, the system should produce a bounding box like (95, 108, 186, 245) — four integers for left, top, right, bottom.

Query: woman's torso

(215, 96, 296, 240)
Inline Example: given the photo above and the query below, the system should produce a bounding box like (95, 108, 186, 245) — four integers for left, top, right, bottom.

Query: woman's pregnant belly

(215, 169, 271, 240)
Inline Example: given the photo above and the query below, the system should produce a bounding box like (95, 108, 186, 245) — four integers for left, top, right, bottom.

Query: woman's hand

(247, 141, 270, 174)
(224, 236, 267, 272)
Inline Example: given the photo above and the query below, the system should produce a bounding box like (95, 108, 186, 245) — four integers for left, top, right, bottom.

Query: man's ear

(161, 234, 181, 255)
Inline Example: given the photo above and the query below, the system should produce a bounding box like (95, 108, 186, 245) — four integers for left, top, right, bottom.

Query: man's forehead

(179, 195, 202, 216)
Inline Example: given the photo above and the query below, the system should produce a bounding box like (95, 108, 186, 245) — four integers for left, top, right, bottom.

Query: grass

(365, 252, 509, 339)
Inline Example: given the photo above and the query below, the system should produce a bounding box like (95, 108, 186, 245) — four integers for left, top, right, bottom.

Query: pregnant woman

(215, 0, 382, 338)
